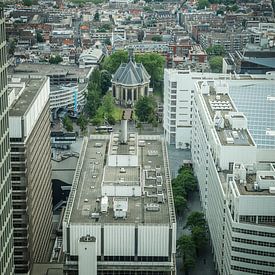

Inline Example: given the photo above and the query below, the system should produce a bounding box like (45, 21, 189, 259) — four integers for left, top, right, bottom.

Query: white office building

(63, 122, 176, 274)
(163, 70, 275, 157)
(191, 80, 275, 275)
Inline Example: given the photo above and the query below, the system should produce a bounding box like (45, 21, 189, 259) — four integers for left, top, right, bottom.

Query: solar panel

(229, 82, 275, 149)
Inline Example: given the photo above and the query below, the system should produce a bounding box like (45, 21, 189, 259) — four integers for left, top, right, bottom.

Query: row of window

(232, 256, 275, 267)
(231, 265, 275, 275)
(232, 237, 275, 247)
(233, 227, 275, 238)
(232, 246, 275, 257)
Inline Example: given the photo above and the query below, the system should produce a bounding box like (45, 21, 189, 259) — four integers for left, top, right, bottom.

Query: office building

(163, 70, 275, 155)
(8, 77, 53, 273)
(63, 122, 176, 274)
(191, 80, 275, 274)
(0, 8, 14, 275)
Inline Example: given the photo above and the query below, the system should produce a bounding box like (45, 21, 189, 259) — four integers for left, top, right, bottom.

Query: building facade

(63, 124, 176, 274)
(9, 77, 53, 273)
(0, 8, 15, 275)
(191, 80, 275, 274)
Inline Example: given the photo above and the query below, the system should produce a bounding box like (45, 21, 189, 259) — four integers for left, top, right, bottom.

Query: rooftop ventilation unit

(146, 203, 160, 212)
(120, 168, 126, 173)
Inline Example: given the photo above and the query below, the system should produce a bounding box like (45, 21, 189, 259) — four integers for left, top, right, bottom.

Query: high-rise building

(8, 77, 53, 273)
(63, 122, 176, 274)
(0, 8, 15, 275)
(191, 80, 275, 274)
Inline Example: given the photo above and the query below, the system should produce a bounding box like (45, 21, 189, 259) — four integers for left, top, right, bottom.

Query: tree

(151, 35, 162, 42)
(63, 116, 73, 132)
(174, 195, 187, 213)
(135, 96, 156, 123)
(209, 56, 223, 73)
(85, 86, 101, 117)
(177, 235, 196, 272)
(36, 32, 44, 43)
(104, 37, 111, 46)
(102, 92, 115, 117)
(77, 114, 88, 132)
(137, 29, 145, 42)
(49, 55, 63, 64)
(100, 70, 112, 94)
(102, 50, 128, 74)
(89, 68, 101, 89)
(23, 0, 33, 6)
(197, 0, 209, 9)
(206, 45, 225, 56)
(191, 226, 208, 250)
(135, 53, 165, 91)
(186, 212, 206, 230)
(94, 11, 100, 22)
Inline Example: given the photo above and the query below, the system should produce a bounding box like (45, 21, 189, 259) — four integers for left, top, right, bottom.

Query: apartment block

(8, 77, 53, 273)
(0, 8, 14, 275)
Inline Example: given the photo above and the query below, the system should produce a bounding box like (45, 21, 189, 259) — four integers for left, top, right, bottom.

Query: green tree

(89, 68, 101, 89)
(77, 113, 88, 132)
(36, 31, 44, 43)
(151, 35, 162, 42)
(135, 96, 156, 123)
(177, 235, 196, 272)
(206, 45, 225, 56)
(104, 37, 111, 46)
(100, 70, 112, 94)
(49, 55, 63, 64)
(85, 86, 101, 117)
(197, 0, 209, 9)
(186, 212, 206, 230)
(102, 92, 115, 117)
(136, 53, 165, 91)
(209, 56, 223, 73)
(23, 0, 33, 6)
(191, 226, 208, 250)
(137, 29, 145, 42)
(94, 11, 100, 22)
(63, 116, 73, 132)
(102, 50, 128, 74)
(174, 195, 187, 213)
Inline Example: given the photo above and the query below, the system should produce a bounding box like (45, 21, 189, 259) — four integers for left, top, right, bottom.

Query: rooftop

(9, 78, 47, 117)
(69, 137, 172, 224)
(199, 81, 254, 147)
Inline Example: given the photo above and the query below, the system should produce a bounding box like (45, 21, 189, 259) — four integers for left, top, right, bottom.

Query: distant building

(112, 48, 151, 107)
(78, 48, 104, 68)
(224, 48, 275, 74)
(8, 77, 53, 273)
(0, 8, 14, 275)
(63, 122, 176, 274)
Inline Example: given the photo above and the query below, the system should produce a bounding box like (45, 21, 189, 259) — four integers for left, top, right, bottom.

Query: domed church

(111, 48, 151, 107)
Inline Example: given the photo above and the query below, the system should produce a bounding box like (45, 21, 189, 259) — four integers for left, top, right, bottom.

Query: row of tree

(177, 212, 208, 273)
(172, 165, 197, 214)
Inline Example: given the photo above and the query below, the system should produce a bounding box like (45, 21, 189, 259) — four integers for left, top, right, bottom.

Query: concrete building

(112, 49, 151, 107)
(0, 8, 15, 275)
(8, 77, 53, 274)
(191, 80, 275, 274)
(78, 48, 104, 68)
(11, 64, 92, 111)
(163, 70, 275, 154)
(63, 122, 176, 274)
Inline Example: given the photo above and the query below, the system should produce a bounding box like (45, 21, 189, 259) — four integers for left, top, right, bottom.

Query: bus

(95, 126, 113, 133)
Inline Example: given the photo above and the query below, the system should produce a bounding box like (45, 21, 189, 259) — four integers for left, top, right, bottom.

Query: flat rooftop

(109, 132, 137, 155)
(200, 82, 254, 147)
(219, 163, 275, 196)
(103, 166, 140, 185)
(11, 63, 91, 78)
(69, 137, 171, 224)
(9, 77, 46, 116)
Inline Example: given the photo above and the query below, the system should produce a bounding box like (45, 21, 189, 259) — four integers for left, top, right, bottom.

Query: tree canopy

(206, 45, 225, 56)
(209, 56, 223, 73)
(49, 55, 63, 64)
(197, 0, 210, 9)
(63, 116, 73, 132)
(135, 96, 157, 123)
